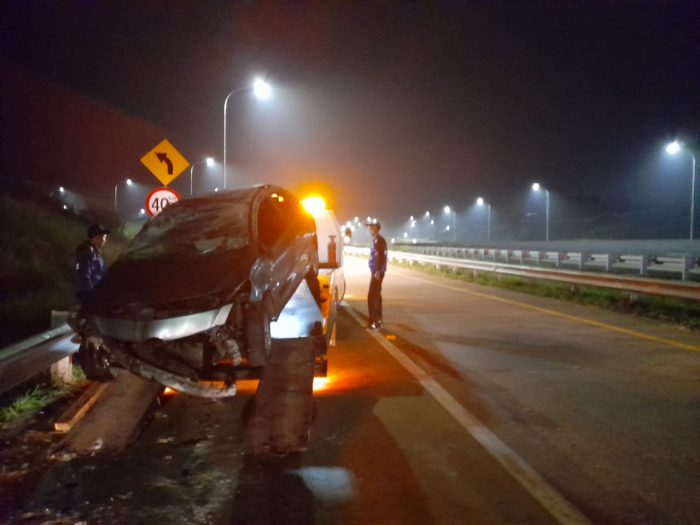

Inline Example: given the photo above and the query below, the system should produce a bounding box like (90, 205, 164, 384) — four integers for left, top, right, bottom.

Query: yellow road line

(398, 271, 700, 353)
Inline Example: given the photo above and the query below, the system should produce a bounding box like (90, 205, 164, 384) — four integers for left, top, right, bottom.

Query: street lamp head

(253, 77, 272, 100)
(476, 197, 484, 206)
(126, 178, 133, 186)
(665, 141, 682, 155)
(425, 211, 430, 217)
(532, 182, 541, 191)
(59, 186, 65, 194)
(444, 205, 451, 214)
(206, 157, 215, 167)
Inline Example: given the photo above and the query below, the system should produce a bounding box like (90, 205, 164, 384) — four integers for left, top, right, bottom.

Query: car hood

(83, 246, 256, 316)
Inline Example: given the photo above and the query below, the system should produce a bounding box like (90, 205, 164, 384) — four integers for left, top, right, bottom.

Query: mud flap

(244, 336, 316, 455)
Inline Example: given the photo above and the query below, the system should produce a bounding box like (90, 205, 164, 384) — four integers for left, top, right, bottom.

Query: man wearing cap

(75, 223, 110, 302)
(367, 222, 387, 329)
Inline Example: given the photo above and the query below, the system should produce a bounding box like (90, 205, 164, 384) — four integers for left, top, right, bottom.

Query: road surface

(6, 256, 699, 524)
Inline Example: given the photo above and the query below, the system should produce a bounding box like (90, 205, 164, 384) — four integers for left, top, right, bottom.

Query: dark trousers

(368, 273, 384, 324)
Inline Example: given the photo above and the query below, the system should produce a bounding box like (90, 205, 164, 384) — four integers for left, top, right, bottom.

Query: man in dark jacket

(75, 223, 110, 302)
(367, 222, 387, 329)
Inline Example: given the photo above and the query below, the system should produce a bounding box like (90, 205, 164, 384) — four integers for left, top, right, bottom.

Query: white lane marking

(342, 302, 591, 525)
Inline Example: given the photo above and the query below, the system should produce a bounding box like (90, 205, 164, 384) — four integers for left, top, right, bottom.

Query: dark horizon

(2, 2, 699, 238)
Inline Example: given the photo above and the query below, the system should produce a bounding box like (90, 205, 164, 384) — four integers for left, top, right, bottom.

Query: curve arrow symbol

(156, 152, 174, 175)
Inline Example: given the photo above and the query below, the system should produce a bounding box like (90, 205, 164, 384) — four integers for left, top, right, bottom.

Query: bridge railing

(345, 246, 700, 301)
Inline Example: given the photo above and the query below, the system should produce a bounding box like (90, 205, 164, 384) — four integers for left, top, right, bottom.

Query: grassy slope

(0, 195, 86, 346)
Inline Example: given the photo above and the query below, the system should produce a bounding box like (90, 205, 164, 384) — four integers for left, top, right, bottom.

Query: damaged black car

(74, 185, 320, 397)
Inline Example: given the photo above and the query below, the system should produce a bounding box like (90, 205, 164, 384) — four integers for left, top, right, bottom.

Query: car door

(255, 190, 312, 315)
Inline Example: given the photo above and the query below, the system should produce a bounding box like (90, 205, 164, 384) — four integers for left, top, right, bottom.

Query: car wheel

(78, 338, 114, 381)
(246, 301, 272, 366)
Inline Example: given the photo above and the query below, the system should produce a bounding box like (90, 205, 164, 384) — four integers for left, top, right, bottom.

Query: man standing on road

(75, 223, 110, 302)
(367, 222, 387, 329)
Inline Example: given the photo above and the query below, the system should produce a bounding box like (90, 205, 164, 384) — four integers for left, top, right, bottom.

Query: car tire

(77, 339, 114, 381)
(246, 300, 272, 366)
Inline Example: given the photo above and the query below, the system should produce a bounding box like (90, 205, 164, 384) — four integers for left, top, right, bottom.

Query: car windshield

(122, 198, 250, 260)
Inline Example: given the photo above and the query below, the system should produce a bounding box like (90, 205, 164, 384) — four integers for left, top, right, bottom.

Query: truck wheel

(78, 338, 114, 381)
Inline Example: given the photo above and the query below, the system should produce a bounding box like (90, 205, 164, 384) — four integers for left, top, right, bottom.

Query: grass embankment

(394, 260, 700, 332)
(0, 193, 125, 347)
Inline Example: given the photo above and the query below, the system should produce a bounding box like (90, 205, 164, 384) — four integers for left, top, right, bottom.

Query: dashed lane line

(342, 303, 592, 525)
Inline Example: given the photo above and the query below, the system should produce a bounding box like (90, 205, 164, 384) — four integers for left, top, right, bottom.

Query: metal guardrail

(0, 319, 78, 395)
(346, 246, 700, 301)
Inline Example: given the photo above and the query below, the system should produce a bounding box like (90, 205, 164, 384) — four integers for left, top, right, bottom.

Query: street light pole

(223, 78, 272, 191)
(444, 205, 456, 242)
(477, 197, 492, 242)
(532, 183, 550, 241)
(665, 141, 696, 240)
(190, 157, 215, 196)
(114, 178, 133, 212)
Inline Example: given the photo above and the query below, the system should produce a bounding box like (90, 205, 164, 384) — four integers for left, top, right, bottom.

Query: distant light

(301, 196, 326, 217)
(206, 157, 215, 167)
(403, 232, 408, 238)
(345, 221, 352, 227)
(444, 205, 451, 214)
(532, 182, 541, 191)
(412, 238, 417, 244)
(253, 77, 272, 100)
(373, 218, 377, 224)
(59, 186, 65, 193)
(214, 187, 219, 192)
(366, 216, 371, 222)
(446, 225, 451, 231)
(476, 197, 485, 206)
(430, 219, 434, 225)
(390, 238, 395, 244)
(126, 178, 133, 185)
(409, 215, 414, 222)
(410, 221, 416, 228)
(665, 141, 682, 155)
(425, 211, 430, 217)
(354, 216, 359, 222)
(350, 225, 355, 232)
(62, 204, 67, 210)
(139, 208, 146, 216)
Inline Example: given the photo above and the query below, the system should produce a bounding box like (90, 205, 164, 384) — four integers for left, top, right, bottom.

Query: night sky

(2, 2, 700, 237)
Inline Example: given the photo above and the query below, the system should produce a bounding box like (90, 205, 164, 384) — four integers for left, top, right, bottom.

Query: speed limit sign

(146, 187, 181, 217)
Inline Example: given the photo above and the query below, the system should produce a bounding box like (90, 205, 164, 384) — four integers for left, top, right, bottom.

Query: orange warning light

(301, 195, 326, 217)
(162, 387, 178, 396)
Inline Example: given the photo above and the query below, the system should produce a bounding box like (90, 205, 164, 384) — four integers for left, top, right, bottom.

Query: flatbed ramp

(58, 371, 162, 453)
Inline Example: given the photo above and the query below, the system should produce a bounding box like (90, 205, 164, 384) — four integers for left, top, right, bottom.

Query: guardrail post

(580, 252, 589, 270)
(681, 256, 692, 281)
(50, 310, 74, 385)
(556, 252, 564, 267)
(640, 255, 652, 276)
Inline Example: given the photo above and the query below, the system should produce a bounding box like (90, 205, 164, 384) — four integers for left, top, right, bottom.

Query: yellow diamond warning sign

(140, 139, 190, 187)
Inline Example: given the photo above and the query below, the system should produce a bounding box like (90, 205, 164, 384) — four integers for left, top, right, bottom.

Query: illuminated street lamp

(476, 197, 492, 242)
(665, 140, 697, 239)
(114, 178, 133, 212)
(531, 182, 550, 241)
(443, 205, 456, 242)
(223, 77, 273, 190)
(190, 156, 215, 196)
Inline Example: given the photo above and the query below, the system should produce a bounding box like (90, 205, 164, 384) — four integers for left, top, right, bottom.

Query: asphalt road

(9, 256, 700, 524)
